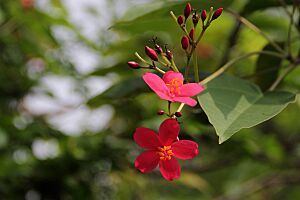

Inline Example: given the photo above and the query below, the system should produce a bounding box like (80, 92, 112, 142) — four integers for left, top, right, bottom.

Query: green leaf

(255, 43, 284, 91)
(197, 74, 296, 144)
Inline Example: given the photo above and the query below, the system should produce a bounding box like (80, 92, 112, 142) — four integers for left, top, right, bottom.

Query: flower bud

(145, 46, 158, 61)
(184, 3, 192, 19)
(181, 36, 189, 50)
(177, 15, 184, 25)
(166, 49, 173, 60)
(211, 8, 223, 21)
(175, 112, 182, 117)
(155, 44, 163, 54)
(192, 13, 199, 26)
(189, 28, 195, 40)
(127, 61, 140, 69)
(157, 110, 165, 115)
(201, 10, 207, 22)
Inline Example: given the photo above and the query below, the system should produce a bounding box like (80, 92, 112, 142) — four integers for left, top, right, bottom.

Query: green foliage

(198, 74, 296, 143)
(0, 0, 300, 199)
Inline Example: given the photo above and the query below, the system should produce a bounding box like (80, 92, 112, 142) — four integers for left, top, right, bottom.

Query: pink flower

(143, 71, 204, 106)
(134, 119, 199, 181)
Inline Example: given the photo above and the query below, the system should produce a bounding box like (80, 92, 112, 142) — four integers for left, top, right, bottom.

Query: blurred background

(1, 0, 300, 199)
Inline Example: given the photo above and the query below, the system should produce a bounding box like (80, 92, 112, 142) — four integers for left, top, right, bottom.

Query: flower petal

(134, 150, 159, 173)
(180, 83, 204, 97)
(143, 73, 171, 101)
(172, 140, 199, 160)
(134, 127, 161, 149)
(162, 71, 184, 84)
(159, 158, 180, 181)
(173, 97, 198, 107)
(159, 119, 180, 146)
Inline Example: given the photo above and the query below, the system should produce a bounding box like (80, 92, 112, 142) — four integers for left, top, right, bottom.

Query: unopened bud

(201, 10, 207, 22)
(166, 49, 173, 60)
(184, 3, 192, 19)
(189, 28, 195, 40)
(145, 46, 158, 61)
(181, 36, 189, 50)
(155, 44, 163, 54)
(127, 61, 140, 69)
(192, 13, 199, 26)
(175, 112, 182, 117)
(212, 8, 223, 21)
(177, 15, 184, 25)
(157, 110, 165, 115)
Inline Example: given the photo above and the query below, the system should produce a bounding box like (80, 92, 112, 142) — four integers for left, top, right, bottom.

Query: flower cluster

(127, 2, 223, 181)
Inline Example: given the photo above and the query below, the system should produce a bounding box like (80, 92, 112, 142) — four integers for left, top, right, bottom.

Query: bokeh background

(1, 0, 300, 199)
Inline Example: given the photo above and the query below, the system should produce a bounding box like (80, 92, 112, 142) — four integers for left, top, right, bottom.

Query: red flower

(143, 71, 204, 106)
(134, 119, 199, 181)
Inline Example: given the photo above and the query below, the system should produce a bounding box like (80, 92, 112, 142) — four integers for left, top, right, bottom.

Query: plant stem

(170, 11, 192, 40)
(171, 59, 179, 72)
(176, 103, 185, 112)
(176, 50, 286, 112)
(226, 9, 285, 55)
(168, 101, 171, 116)
(193, 51, 199, 82)
(200, 51, 285, 85)
(268, 62, 299, 91)
(287, 5, 296, 58)
(135, 52, 165, 74)
(135, 52, 152, 65)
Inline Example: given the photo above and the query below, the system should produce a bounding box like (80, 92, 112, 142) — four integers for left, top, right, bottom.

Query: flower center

(166, 78, 183, 97)
(157, 146, 174, 161)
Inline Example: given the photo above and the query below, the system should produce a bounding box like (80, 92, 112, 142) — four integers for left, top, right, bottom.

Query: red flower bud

(127, 61, 140, 69)
(145, 46, 158, 61)
(189, 28, 195, 40)
(184, 3, 192, 19)
(192, 13, 199, 26)
(181, 36, 189, 50)
(175, 112, 182, 117)
(212, 8, 223, 21)
(155, 44, 163, 54)
(201, 10, 207, 22)
(177, 15, 184, 25)
(166, 49, 173, 60)
(157, 110, 165, 115)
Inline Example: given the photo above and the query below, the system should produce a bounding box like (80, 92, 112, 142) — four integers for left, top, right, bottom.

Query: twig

(268, 62, 299, 91)
(225, 9, 285, 55)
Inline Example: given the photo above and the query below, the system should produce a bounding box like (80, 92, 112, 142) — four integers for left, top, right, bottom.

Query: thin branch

(268, 62, 299, 91)
(225, 9, 285, 54)
(176, 51, 285, 113)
